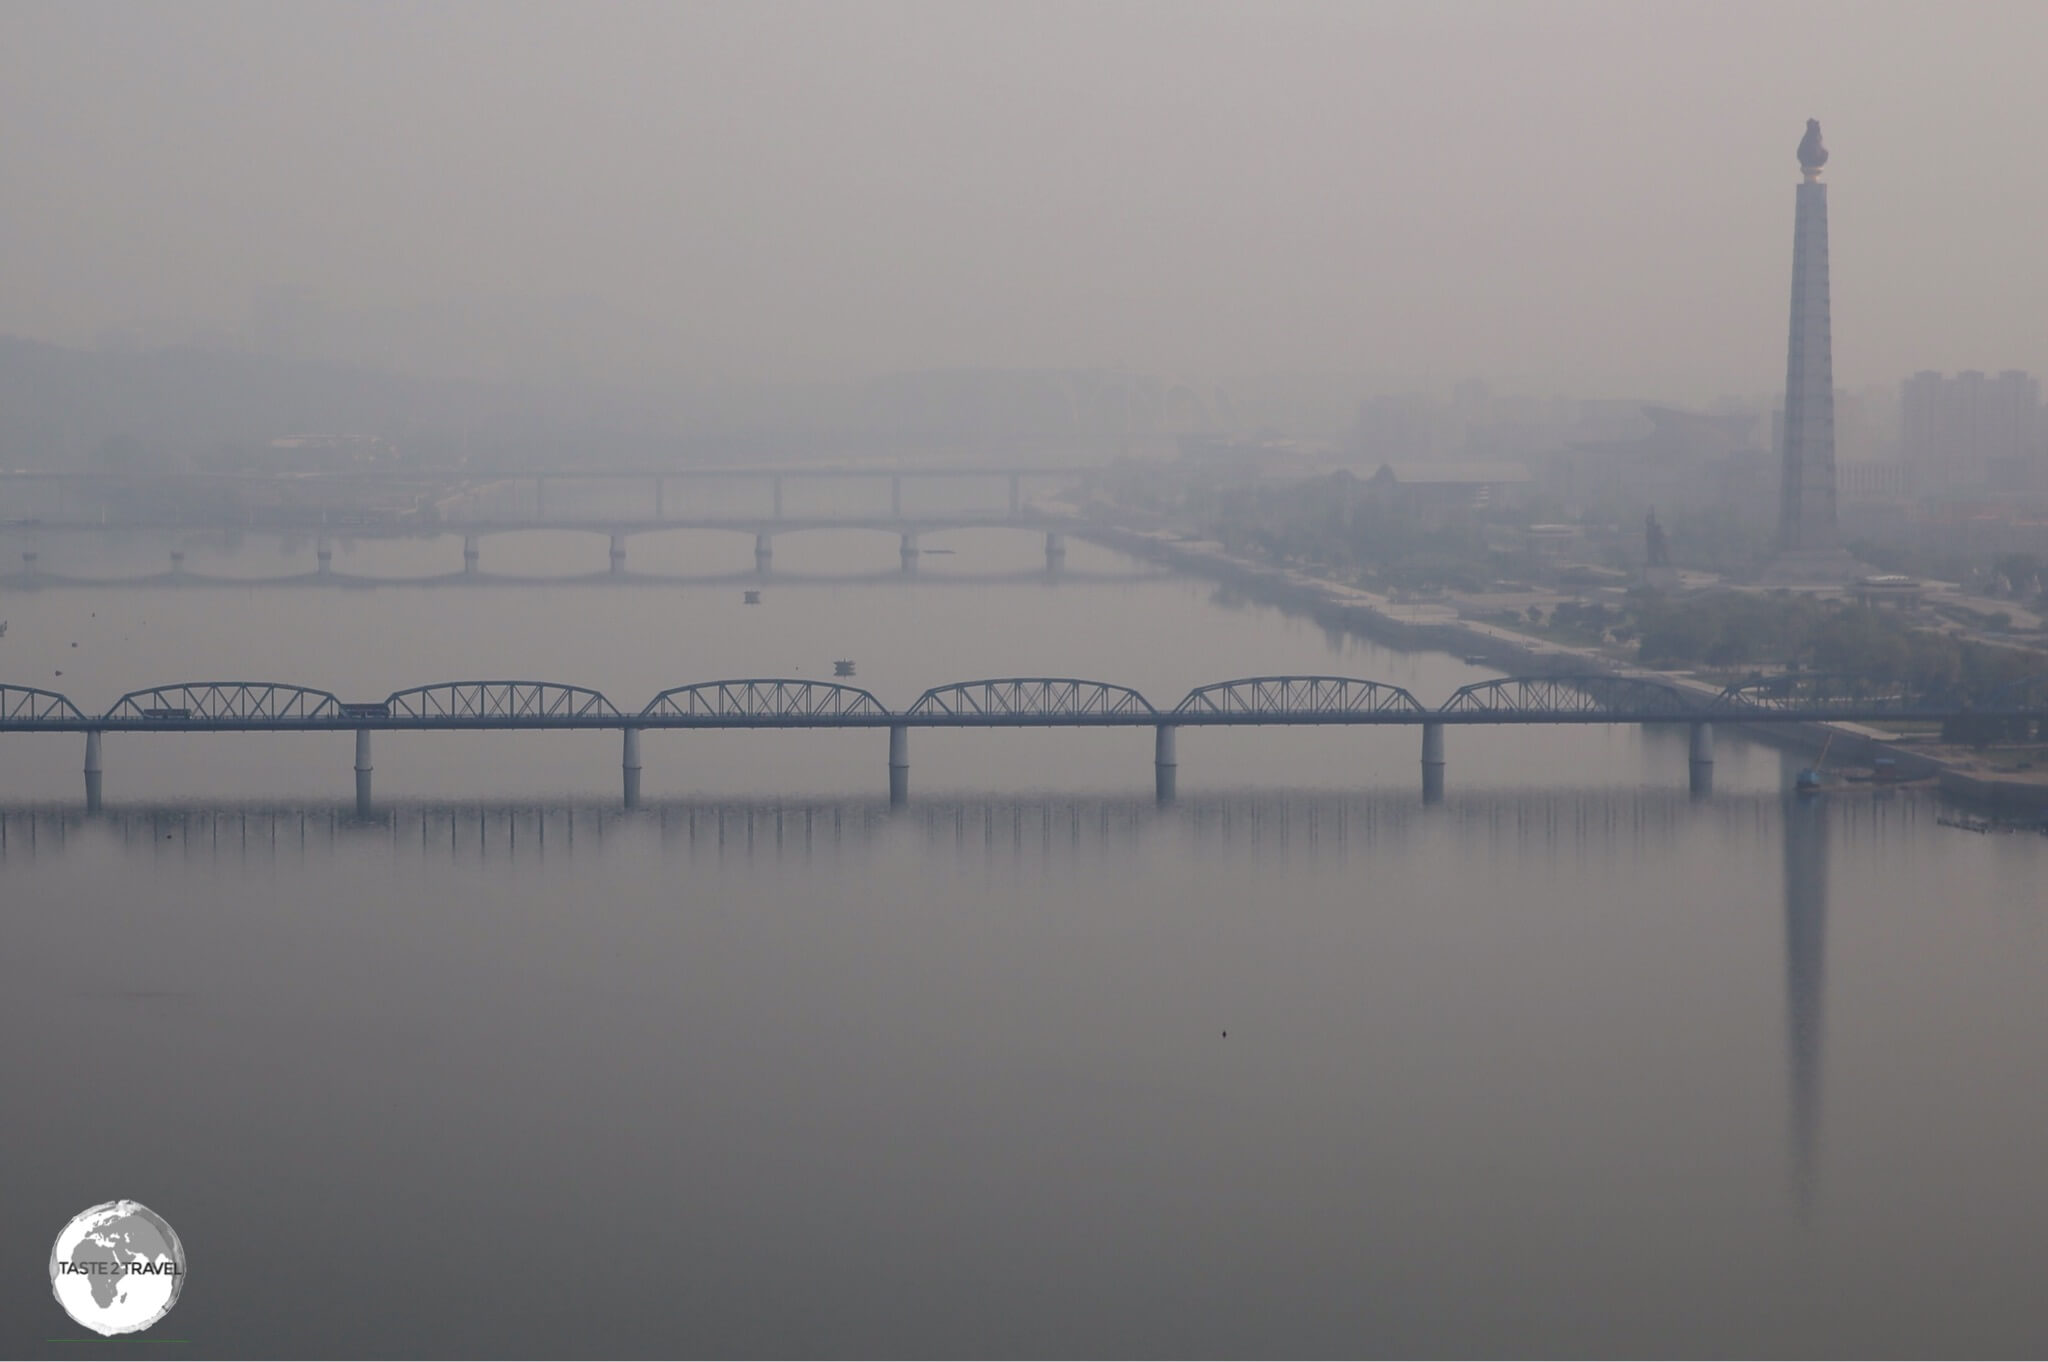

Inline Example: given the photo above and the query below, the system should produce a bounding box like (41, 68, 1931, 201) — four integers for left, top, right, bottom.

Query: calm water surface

(3, 529, 2046, 1357)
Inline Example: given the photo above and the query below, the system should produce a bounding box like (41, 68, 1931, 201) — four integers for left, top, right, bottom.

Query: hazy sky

(4, 0, 2045, 398)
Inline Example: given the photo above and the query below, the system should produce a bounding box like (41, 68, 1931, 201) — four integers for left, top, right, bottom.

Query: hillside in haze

(0, 335, 700, 470)
(0, 336, 1263, 471)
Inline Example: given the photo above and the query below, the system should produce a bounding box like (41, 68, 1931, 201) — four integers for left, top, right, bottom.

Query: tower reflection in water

(1782, 780, 1828, 1219)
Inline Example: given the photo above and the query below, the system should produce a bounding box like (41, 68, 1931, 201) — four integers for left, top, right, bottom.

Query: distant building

(1838, 461, 1907, 504)
(1525, 523, 1583, 558)
(1530, 405, 1767, 520)
(1901, 369, 2041, 493)
(1178, 436, 1321, 480)
(1853, 574, 1923, 609)
(859, 368, 1223, 460)
(1366, 461, 1532, 525)
(261, 434, 399, 472)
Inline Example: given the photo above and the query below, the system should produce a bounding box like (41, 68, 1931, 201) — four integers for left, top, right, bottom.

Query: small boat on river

(1795, 734, 1835, 794)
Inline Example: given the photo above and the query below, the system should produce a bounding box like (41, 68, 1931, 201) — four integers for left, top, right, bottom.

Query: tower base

(1756, 546, 1867, 587)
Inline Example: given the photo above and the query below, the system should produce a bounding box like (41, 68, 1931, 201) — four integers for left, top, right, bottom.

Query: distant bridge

(0, 464, 1097, 536)
(6, 672, 2039, 811)
(3, 519, 1082, 584)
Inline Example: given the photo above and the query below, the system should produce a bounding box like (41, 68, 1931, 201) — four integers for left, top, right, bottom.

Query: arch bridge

(7, 671, 2040, 812)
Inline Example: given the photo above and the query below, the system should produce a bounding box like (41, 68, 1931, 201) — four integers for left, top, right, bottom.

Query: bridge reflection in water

(0, 782, 1927, 1225)
(0, 782, 1932, 867)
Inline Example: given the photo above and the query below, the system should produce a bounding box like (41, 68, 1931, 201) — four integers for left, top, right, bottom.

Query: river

(3, 528, 2046, 1357)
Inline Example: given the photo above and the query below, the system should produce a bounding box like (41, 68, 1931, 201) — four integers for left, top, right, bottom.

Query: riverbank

(1081, 519, 2048, 812)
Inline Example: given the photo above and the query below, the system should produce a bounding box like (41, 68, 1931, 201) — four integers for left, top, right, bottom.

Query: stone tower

(1779, 118, 1838, 552)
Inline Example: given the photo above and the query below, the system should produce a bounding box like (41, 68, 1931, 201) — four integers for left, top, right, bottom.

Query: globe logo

(49, 1201, 186, 1336)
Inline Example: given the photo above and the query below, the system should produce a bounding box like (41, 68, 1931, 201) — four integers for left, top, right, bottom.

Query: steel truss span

(639, 680, 889, 724)
(907, 679, 1156, 723)
(1174, 676, 1424, 720)
(382, 682, 621, 723)
(1439, 675, 1701, 720)
(104, 683, 344, 723)
(0, 673, 2038, 733)
(0, 685, 86, 723)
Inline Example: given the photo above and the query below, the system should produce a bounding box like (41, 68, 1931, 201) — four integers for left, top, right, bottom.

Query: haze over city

(8, 4, 2048, 1357)
(5, 0, 2048, 400)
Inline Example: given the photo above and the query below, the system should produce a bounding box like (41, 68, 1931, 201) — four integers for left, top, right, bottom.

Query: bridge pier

(622, 727, 643, 808)
(83, 730, 102, 813)
(1689, 721, 1714, 797)
(463, 534, 480, 576)
(900, 532, 919, 575)
(354, 729, 374, 817)
(169, 550, 185, 583)
(755, 533, 773, 577)
(316, 536, 332, 577)
(609, 533, 627, 576)
(1008, 473, 1022, 519)
(1045, 532, 1066, 574)
(1421, 721, 1445, 804)
(891, 476, 903, 518)
(20, 550, 36, 580)
(1154, 723, 1178, 805)
(888, 723, 909, 806)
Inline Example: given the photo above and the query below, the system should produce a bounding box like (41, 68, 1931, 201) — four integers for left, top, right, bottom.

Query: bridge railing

(639, 679, 890, 722)
(1437, 675, 1703, 719)
(1173, 676, 1425, 718)
(0, 685, 86, 723)
(907, 678, 1156, 721)
(103, 683, 343, 722)
(383, 682, 621, 721)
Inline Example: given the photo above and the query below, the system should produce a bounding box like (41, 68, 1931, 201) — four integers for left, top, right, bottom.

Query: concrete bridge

(5, 672, 2039, 812)
(2, 463, 1089, 581)
(0, 464, 1096, 530)
(4, 520, 1079, 586)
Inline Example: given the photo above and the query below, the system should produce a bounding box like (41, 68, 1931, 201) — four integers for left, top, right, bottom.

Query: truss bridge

(4, 671, 2034, 811)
